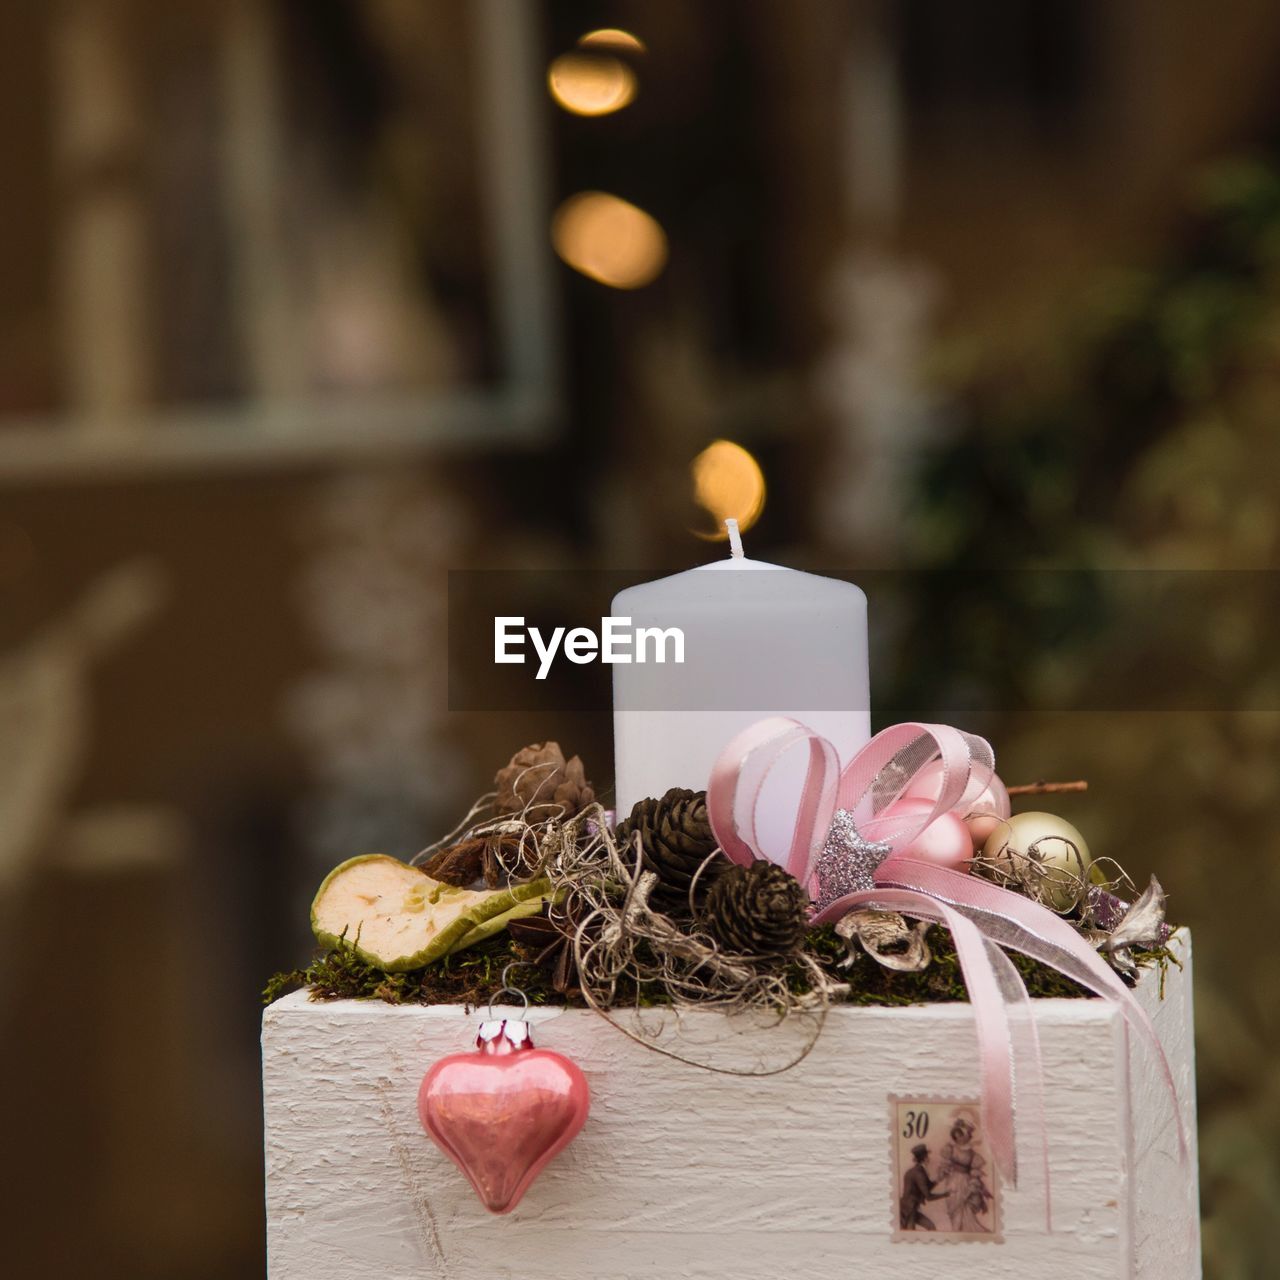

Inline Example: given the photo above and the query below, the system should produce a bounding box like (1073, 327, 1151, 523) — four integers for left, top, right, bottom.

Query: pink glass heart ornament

(418, 1018, 590, 1214)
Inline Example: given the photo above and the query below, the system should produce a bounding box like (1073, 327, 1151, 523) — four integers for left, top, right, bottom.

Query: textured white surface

(263, 932, 1200, 1280)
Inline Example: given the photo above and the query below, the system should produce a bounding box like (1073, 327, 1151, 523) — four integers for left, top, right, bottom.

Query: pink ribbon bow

(708, 717, 1189, 1203)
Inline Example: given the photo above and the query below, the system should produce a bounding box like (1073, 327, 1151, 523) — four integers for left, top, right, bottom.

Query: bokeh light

(547, 52, 637, 117)
(691, 439, 767, 538)
(551, 192, 668, 289)
(578, 28, 647, 55)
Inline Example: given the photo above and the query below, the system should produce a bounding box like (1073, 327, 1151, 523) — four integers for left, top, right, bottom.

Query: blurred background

(2, 2, 1278, 1275)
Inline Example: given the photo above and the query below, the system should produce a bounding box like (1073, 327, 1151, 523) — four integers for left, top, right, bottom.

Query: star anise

(420, 830, 537, 888)
(507, 899, 594, 996)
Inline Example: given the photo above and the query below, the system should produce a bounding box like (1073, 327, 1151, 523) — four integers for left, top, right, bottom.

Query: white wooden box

(263, 931, 1200, 1280)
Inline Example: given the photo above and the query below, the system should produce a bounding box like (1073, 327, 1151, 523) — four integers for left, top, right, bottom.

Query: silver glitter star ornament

(814, 808, 893, 911)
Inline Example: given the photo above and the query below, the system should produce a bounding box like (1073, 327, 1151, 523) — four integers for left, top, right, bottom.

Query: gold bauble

(981, 811, 1092, 912)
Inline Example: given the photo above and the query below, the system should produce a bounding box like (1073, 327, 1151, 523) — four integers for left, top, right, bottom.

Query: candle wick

(725, 518, 744, 559)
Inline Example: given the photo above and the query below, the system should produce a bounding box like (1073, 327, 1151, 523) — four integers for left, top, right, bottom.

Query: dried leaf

(1098, 875, 1170, 976)
(834, 908, 933, 973)
(1101, 875, 1169, 953)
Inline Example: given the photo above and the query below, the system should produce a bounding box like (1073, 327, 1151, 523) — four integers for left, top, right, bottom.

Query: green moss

(264, 923, 1173, 1009)
(263, 932, 565, 1007)
(796, 925, 1090, 1005)
(1139, 943, 1179, 999)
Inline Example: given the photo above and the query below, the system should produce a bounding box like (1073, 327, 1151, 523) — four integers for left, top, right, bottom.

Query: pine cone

(704, 860, 810, 956)
(494, 742, 595, 822)
(615, 788, 729, 913)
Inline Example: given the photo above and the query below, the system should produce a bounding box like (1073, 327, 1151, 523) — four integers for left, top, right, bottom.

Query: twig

(1006, 780, 1089, 797)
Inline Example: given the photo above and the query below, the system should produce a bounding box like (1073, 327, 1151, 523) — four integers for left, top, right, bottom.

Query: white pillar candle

(612, 522, 870, 856)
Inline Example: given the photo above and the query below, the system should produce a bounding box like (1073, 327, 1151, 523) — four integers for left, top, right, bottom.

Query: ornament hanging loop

(484, 962, 533, 1021)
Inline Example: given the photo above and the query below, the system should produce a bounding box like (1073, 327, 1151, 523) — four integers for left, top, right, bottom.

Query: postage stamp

(889, 1096, 1003, 1243)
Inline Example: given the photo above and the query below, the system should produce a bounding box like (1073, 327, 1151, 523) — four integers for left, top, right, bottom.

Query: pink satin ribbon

(708, 717, 1190, 1202)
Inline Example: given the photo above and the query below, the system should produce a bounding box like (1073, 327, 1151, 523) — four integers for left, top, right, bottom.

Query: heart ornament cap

(418, 1018, 590, 1214)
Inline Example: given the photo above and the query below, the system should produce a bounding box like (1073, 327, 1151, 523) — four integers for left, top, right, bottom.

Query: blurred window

(0, 0, 557, 478)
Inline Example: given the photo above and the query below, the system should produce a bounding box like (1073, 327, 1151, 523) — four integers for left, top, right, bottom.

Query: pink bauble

(879, 796, 974, 871)
(964, 811, 1004, 849)
(971, 772, 1011, 819)
(904, 759, 1011, 819)
(419, 1020, 590, 1214)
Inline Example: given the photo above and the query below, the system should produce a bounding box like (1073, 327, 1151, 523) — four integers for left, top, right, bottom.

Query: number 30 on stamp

(890, 1096, 1003, 1243)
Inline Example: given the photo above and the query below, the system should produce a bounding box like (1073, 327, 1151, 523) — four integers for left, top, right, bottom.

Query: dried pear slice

(448, 892, 562, 954)
(310, 854, 552, 971)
